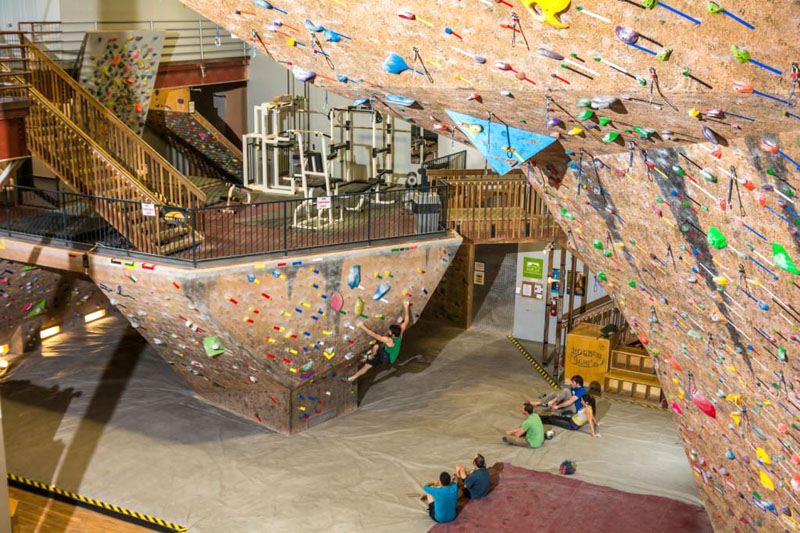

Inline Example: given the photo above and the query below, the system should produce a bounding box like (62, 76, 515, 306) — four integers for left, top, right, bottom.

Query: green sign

(523, 257, 544, 279)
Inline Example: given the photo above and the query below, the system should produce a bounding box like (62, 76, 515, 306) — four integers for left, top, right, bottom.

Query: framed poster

(522, 257, 544, 279)
(550, 268, 560, 294)
(474, 261, 485, 272)
(473, 270, 485, 285)
(534, 283, 544, 300)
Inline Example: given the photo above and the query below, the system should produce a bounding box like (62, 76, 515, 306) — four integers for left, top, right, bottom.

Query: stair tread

(157, 232, 203, 255)
(605, 368, 661, 386)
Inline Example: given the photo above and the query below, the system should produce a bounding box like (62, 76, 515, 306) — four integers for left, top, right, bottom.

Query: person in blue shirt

(423, 472, 458, 523)
(530, 375, 587, 416)
(455, 454, 490, 500)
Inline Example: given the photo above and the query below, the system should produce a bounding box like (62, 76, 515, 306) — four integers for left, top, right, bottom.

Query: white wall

(437, 134, 485, 168)
(0, 0, 59, 31)
(58, 0, 198, 22)
(512, 244, 607, 343)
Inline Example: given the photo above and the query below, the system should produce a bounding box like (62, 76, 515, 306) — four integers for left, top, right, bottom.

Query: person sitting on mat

(422, 471, 458, 523)
(348, 301, 411, 382)
(541, 394, 602, 438)
(503, 403, 545, 448)
(529, 375, 587, 416)
(455, 454, 490, 500)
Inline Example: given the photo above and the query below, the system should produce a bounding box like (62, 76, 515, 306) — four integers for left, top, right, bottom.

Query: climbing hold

(560, 208, 575, 220)
(760, 471, 775, 491)
(291, 67, 316, 82)
(699, 169, 717, 183)
(567, 127, 584, 136)
(354, 297, 364, 316)
(656, 48, 673, 62)
(330, 292, 344, 313)
(730, 45, 751, 63)
(596, 272, 607, 281)
(203, 336, 225, 358)
(547, 117, 563, 128)
(615, 26, 639, 44)
(591, 96, 619, 110)
(385, 94, 417, 107)
(707, 227, 727, 249)
(592, 239, 603, 249)
(628, 280, 636, 288)
(693, 394, 717, 418)
(671, 402, 683, 415)
(773, 243, 799, 275)
(521, 0, 571, 29)
(598, 117, 611, 126)
(383, 53, 421, 75)
(372, 283, 391, 300)
(347, 265, 361, 289)
(578, 109, 595, 121)
(602, 132, 620, 143)
(701, 126, 719, 145)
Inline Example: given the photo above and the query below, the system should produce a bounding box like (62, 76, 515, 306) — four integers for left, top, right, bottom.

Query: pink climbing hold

(671, 402, 683, 415)
(692, 394, 716, 418)
(330, 291, 344, 312)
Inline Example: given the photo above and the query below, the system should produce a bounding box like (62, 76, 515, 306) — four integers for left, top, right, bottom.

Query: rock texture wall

(0, 235, 461, 434)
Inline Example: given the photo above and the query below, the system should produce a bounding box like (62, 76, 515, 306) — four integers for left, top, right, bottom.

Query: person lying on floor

(422, 471, 458, 524)
(540, 394, 602, 438)
(529, 375, 587, 416)
(348, 301, 411, 382)
(454, 454, 490, 500)
(503, 403, 544, 448)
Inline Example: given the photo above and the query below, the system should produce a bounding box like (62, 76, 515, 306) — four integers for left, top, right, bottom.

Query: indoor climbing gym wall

(0, 234, 461, 434)
(0, 259, 107, 355)
(175, 0, 799, 530)
(420, 243, 471, 328)
(77, 31, 165, 134)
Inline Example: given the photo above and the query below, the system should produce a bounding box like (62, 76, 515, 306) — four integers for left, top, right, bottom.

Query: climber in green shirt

(348, 300, 411, 382)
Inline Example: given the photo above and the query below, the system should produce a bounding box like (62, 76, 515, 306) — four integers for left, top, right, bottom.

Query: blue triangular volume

(445, 110, 557, 175)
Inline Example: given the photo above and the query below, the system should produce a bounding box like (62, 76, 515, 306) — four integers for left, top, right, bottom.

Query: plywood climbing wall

(77, 31, 165, 134)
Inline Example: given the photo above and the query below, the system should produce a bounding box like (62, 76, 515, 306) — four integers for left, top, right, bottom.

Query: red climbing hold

(692, 394, 717, 418)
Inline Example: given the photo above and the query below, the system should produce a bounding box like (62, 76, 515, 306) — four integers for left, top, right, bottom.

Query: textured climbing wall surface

(420, 243, 470, 327)
(180, 0, 799, 163)
(540, 132, 799, 531)
(147, 111, 244, 180)
(78, 31, 165, 134)
(0, 260, 106, 352)
(0, 234, 461, 434)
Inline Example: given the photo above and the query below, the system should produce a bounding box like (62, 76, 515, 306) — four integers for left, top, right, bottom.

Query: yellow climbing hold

(521, 0, 571, 29)
(712, 276, 728, 286)
(567, 127, 584, 136)
(689, 108, 701, 118)
(730, 412, 741, 425)
(760, 471, 775, 490)
(757, 447, 772, 465)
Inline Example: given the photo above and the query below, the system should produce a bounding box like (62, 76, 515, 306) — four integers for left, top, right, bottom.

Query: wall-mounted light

(84, 309, 106, 323)
(40, 325, 60, 339)
(0, 344, 7, 355)
(0, 359, 9, 369)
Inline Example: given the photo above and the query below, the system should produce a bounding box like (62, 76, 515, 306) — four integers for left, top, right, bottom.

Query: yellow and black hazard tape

(7, 473, 187, 532)
(605, 395, 669, 411)
(507, 336, 560, 391)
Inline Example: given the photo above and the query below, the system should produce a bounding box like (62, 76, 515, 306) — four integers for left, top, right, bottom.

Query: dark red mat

(430, 463, 712, 533)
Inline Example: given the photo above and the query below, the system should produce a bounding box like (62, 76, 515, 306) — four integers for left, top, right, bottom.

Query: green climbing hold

(577, 98, 592, 108)
(602, 251, 613, 257)
(707, 227, 727, 249)
(767, 169, 776, 176)
(592, 239, 603, 249)
(26, 300, 46, 318)
(680, 225, 690, 233)
(560, 208, 575, 220)
(602, 132, 620, 143)
(706, 1, 723, 14)
(773, 243, 799, 274)
(730, 45, 751, 63)
(519, 119, 527, 124)
(785, 188, 795, 198)
(628, 280, 636, 288)
(655, 195, 664, 203)
(688, 329, 704, 340)
(633, 126, 655, 138)
(700, 169, 717, 183)
(598, 117, 611, 126)
(778, 347, 787, 362)
(597, 271, 607, 281)
(679, 244, 688, 251)
(656, 48, 673, 62)
(578, 109, 595, 121)
(203, 336, 225, 358)
(700, 205, 709, 213)
(642, 0, 657, 9)
(672, 165, 686, 176)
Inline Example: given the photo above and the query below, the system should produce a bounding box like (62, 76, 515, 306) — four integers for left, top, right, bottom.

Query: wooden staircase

(603, 345, 663, 405)
(0, 34, 207, 256)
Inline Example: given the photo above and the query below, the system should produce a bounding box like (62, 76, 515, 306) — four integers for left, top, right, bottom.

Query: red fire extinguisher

(549, 297, 558, 317)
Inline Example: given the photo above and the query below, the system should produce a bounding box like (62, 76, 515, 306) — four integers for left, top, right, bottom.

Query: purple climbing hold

(615, 26, 640, 44)
(291, 66, 316, 82)
(547, 117, 563, 128)
(702, 126, 719, 145)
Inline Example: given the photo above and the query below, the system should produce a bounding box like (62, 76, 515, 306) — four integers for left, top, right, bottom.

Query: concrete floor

(1, 316, 702, 532)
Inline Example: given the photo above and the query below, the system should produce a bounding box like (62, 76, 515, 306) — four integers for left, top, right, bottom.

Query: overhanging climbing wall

(0, 235, 461, 435)
(176, 0, 800, 530)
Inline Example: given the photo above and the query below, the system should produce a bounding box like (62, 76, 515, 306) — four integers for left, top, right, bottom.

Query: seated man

(503, 403, 544, 448)
(455, 454, 490, 500)
(529, 375, 587, 416)
(540, 394, 602, 438)
(348, 301, 411, 382)
(423, 472, 458, 523)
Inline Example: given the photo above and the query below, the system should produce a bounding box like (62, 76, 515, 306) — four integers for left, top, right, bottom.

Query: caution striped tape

(507, 336, 560, 391)
(605, 395, 668, 411)
(7, 473, 187, 532)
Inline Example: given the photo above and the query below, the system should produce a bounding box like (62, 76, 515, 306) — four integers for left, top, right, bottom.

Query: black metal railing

(0, 185, 449, 265)
(422, 151, 467, 171)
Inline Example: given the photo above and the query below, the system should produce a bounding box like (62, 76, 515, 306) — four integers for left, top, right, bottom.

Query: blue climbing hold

(373, 282, 391, 300)
(305, 19, 324, 32)
(445, 110, 557, 175)
(385, 94, 417, 107)
(347, 265, 361, 289)
(383, 53, 421, 75)
(324, 29, 342, 42)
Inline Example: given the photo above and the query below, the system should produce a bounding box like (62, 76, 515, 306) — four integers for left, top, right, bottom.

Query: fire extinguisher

(549, 297, 558, 317)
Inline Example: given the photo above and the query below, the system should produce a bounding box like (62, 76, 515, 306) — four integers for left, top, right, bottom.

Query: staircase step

(604, 368, 661, 387)
(157, 232, 203, 255)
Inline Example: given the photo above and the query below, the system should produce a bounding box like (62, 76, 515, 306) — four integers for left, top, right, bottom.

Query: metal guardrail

(422, 150, 466, 171)
(0, 185, 449, 266)
(18, 20, 249, 67)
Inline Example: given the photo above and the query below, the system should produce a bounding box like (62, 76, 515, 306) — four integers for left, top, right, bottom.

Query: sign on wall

(522, 257, 543, 279)
(473, 270, 485, 285)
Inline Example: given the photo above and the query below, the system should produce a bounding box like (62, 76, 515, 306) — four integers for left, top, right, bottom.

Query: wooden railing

(25, 86, 168, 254)
(0, 32, 31, 106)
(20, 35, 207, 208)
(428, 169, 561, 243)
